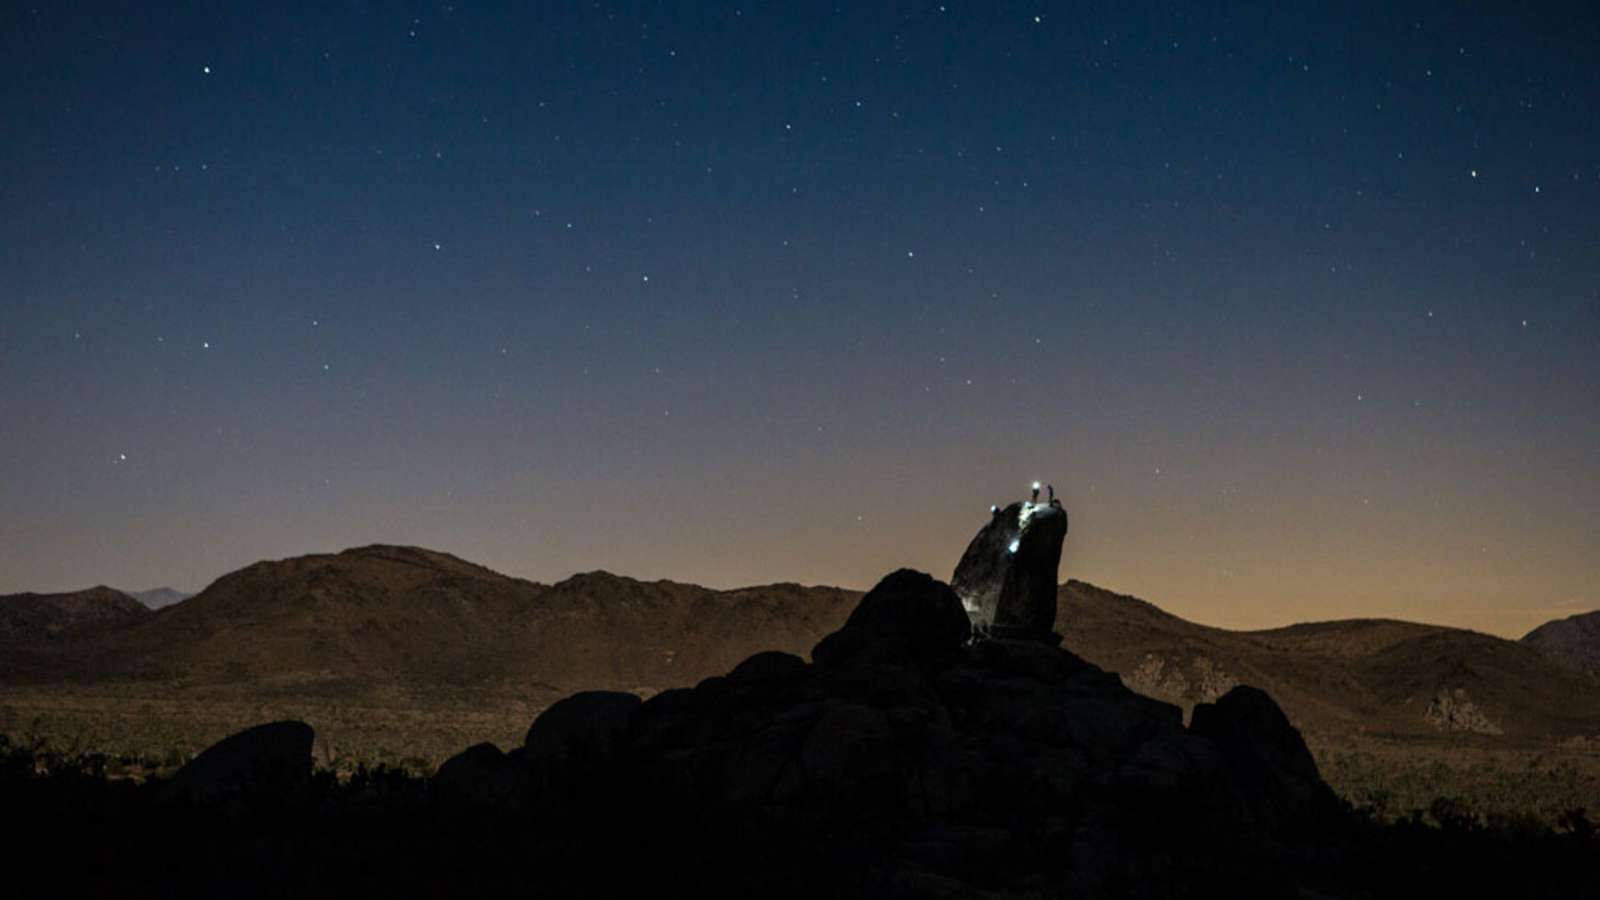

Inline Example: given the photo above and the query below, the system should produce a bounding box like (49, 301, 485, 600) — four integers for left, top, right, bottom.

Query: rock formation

(951, 497, 1068, 640)
(424, 567, 1343, 896)
(162, 720, 314, 803)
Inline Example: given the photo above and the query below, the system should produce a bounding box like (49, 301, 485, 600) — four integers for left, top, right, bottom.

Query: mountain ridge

(5, 547, 1596, 748)
(1060, 580, 1600, 743)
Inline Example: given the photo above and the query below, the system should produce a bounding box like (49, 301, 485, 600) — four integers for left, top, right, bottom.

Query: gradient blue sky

(2, 2, 1596, 636)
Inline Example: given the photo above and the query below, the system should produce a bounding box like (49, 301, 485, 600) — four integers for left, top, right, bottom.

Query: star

(201, 65, 211, 75)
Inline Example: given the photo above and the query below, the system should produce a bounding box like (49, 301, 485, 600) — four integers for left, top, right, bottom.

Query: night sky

(3, 3, 1597, 637)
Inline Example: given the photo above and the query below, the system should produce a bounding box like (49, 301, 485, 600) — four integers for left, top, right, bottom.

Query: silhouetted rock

(1189, 685, 1341, 829)
(952, 500, 1067, 639)
(463, 568, 1336, 894)
(524, 690, 641, 763)
(434, 742, 528, 813)
(164, 720, 314, 802)
(729, 649, 808, 683)
(813, 568, 970, 669)
(520, 690, 641, 814)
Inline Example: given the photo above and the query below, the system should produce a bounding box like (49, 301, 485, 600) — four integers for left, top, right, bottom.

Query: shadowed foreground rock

(427, 568, 1345, 897)
(162, 719, 314, 803)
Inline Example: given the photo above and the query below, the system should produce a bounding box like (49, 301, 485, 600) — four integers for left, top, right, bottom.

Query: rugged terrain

(7, 569, 1597, 899)
(3, 546, 1597, 820)
(1, 546, 859, 764)
(1522, 610, 1600, 681)
(1060, 581, 1600, 742)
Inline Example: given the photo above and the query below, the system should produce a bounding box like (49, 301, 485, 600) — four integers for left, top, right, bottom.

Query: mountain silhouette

(12, 545, 856, 700)
(5, 548, 1597, 750)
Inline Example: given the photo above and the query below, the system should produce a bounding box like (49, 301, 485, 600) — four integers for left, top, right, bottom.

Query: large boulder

(1189, 685, 1342, 829)
(728, 650, 808, 684)
(812, 569, 970, 670)
(163, 720, 314, 803)
(433, 742, 528, 813)
(951, 500, 1067, 639)
(523, 690, 642, 769)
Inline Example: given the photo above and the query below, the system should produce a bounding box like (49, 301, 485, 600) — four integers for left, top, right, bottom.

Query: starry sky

(3, 2, 1597, 637)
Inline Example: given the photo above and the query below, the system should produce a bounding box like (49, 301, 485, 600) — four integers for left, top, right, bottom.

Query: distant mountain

(5, 550, 1596, 745)
(0, 586, 151, 680)
(1058, 581, 1600, 742)
(29, 545, 859, 700)
(126, 588, 192, 610)
(1522, 610, 1600, 680)
(0, 587, 149, 642)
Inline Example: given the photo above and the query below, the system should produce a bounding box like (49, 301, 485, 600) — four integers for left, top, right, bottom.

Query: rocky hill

(0, 586, 149, 643)
(1059, 581, 1600, 743)
(16, 545, 858, 703)
(0, 587, 150, 680)
(1522, 610, 1600, 681)
(5, 551, 1596, 751)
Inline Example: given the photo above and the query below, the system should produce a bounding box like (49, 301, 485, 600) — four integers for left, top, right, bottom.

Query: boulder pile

(426, 567, 1344, 896)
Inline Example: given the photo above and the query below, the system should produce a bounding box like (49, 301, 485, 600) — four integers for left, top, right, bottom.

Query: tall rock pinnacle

(951, 492, 1068, 640)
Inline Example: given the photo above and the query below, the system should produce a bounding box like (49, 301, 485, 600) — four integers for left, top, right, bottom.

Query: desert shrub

(1428, 796, 1479, 832)
(1556, 807, 1594, 840)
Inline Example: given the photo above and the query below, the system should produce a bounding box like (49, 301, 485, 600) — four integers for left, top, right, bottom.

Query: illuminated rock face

(951, 500, 1068, 639)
